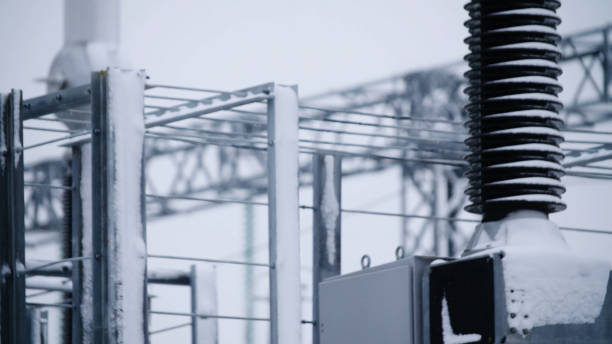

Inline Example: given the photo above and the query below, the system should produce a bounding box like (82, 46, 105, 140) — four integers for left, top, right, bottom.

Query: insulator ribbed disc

(463, 0, 566, 221)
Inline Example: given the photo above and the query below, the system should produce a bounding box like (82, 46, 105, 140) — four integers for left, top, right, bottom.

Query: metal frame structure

(2, 23, 612, 344)
(22, 24, 612, 245)
(2, 73, 307, 343)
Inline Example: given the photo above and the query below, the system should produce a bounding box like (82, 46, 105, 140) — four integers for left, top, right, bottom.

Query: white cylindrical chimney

(64, 0, 119, 46)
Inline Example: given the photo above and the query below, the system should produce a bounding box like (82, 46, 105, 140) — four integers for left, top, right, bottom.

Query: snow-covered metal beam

(266, 84, 302, 344)
(90, 69, 148, 344)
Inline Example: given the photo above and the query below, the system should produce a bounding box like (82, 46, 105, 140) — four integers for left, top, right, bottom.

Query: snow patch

(463, 212, 611, 333)
(489, 59, 559, 69)
(442, 295, 481, 344)
(490, 8, 559, 18)
(487, 160, 562, 171)
(486, 109, 560, 120)
(489, 25, 557, 34)
(488, 194, 562, 204)
(489, 92, 560, 102)
(487, 126, 561, 136)
(489, 42, 560, 54)
(487, 177, 562, 188)
(486, 76, 560, 87)
(80, 143, 94, 343)
(502, 247, 610, 333)
(321, 155, 339, 265)
(13, 93, 22, 166)
(484, 143, 562, 155)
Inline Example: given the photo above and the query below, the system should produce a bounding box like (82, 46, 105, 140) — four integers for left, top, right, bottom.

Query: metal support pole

(244, 202, 255, 344)
(71, 146, 83, 343)
(0, 90, 27, 343)
(433, 166, 448, 257)
(91, 70, 111, 344)
(603, 26, 610, 101)
(26, 308, 46, 344)
(90, 69, 148, 343)
(190, 265, 219, 344)
(400, 165, 409, 248)
(312, 154, 342, 344)
(266, 84, 302, 344)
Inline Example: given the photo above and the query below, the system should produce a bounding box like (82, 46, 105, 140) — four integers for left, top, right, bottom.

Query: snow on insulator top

(488, 42, 561, 53)
(489, 8, 559, 19)
(486, 177, 563, 187)
(486, 76, 561, 87)
(486, 109, 560, 119)
(488, 194, 562, 203)
(489, 59, 559, 68)
(487, 160, 563, 170)
(489, 25, 558, 34)
(488, 92, 560, 102)
(484, 143, 563, 155)
(486, 126, 561, 136)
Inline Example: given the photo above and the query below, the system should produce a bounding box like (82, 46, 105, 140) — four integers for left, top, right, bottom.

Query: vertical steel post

(433, 166, 448, 257)
(190, 265, 198, 344)
(26, 308, 41, 344)
(90, 69, 148, 343)
(91, 71, 111, 344)
(190, 265, 219, 344)
(312, 154, 342, 344)
(400, 165, 409, 248)
(71, 146, 83, 343)
(244, 202, 255, 344)
(266, 84, 302, 344)
(0, 90, 27, 343)
(603, 25, 610, 101)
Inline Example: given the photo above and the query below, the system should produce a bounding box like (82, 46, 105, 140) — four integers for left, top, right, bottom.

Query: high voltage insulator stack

(463, 0, 566, 221)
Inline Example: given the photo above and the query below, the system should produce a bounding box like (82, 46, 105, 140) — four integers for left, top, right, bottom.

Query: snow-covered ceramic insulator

(463, 0, 566, 221)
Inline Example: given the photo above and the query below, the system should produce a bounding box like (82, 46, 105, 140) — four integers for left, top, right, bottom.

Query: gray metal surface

(319, 256, 435, 344)
(0, 90, 27, 343)
(71, 146, 83, 343)
(312, 153, 342, 344)
(90, 70, 111, 343)
(21, 85, 91, 120)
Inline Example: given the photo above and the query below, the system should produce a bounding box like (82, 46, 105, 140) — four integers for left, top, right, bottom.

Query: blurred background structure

(1, 1, 612, 343)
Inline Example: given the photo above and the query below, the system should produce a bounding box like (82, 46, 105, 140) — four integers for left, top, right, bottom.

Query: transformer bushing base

(426, 211, 612, 344)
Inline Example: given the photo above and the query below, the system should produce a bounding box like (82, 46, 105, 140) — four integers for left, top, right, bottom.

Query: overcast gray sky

(1, 1, 611, 97)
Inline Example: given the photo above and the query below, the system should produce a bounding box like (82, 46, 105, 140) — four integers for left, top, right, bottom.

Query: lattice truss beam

(23, 25, 612, 244)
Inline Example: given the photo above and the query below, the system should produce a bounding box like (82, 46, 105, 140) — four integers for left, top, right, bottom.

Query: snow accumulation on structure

(489, 42, 561, 53)
(484, 143, 562, 154)
(321, 155, 339, 265)
(442, 295, 482, 344)
(465, 212, 611, 334)
(270, 85, 302, 343)
(107, 68, 146, 343)
(487, 159, 562, 170)
(80, 143, 93, 343)
(486, 109, 559, 119)
(13, 93, 22, 166)
(491, 8, 559, 18)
